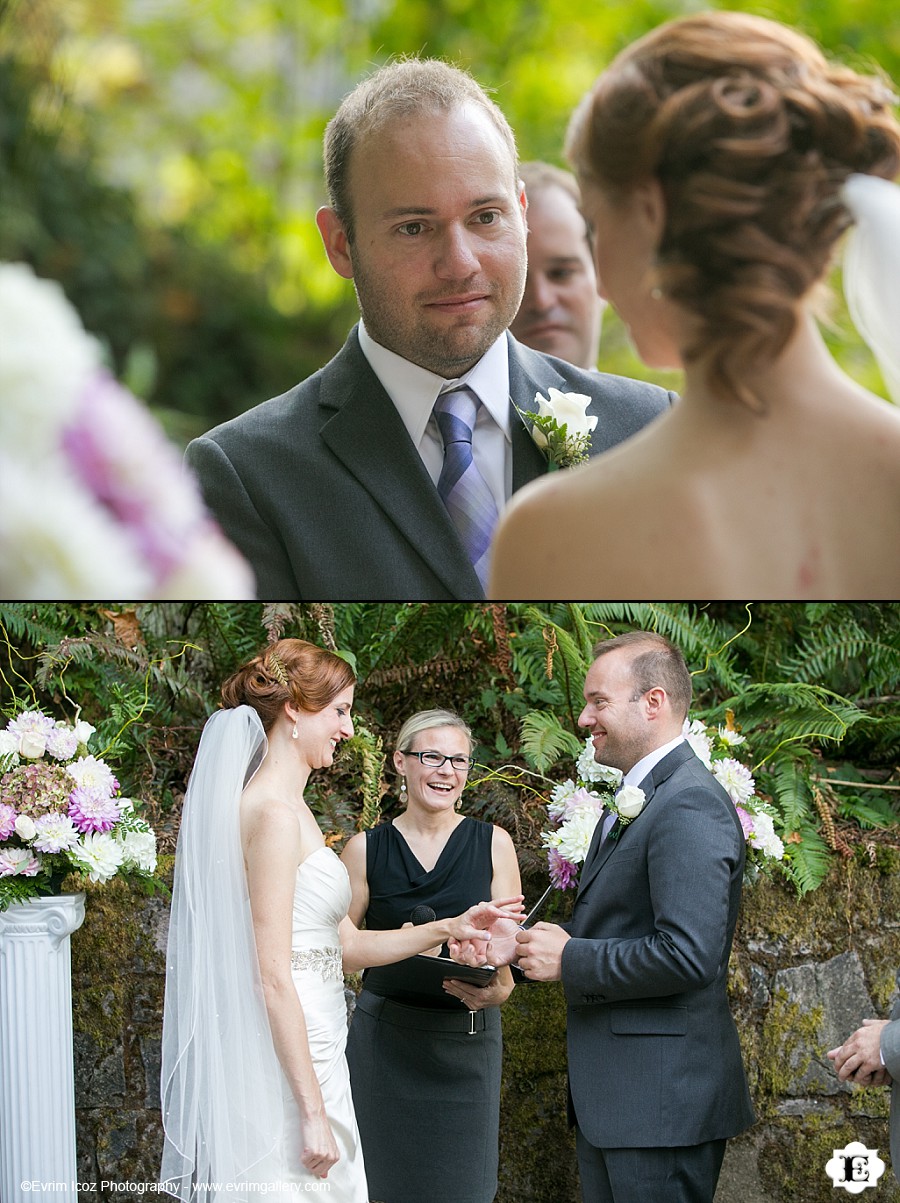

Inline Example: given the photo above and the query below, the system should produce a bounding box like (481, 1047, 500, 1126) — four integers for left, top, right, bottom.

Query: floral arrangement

(0, 708, 158, 909)
(541, 714, 784, 890)
(0, 261, 255, 599)
(519, 388, 597, 470)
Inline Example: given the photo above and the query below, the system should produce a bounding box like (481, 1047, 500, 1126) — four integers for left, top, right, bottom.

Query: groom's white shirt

(358, 321, 512, 510)
(622, 734, 686, 790)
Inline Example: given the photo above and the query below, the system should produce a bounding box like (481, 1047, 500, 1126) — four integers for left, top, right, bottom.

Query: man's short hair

(591, 630, 692, 720)
(520, 161, 582, 206)
(519, 160, 594, 253)
(323, 57, 519, 243)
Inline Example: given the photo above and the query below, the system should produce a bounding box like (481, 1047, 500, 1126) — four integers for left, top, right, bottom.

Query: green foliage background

(2, 602, 898, 897)
(2, 0, 898, 438)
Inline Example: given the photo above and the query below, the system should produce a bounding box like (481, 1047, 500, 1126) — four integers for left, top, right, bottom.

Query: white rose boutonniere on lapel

(520, 388, 597, 470)
(608, 785, 646, 839)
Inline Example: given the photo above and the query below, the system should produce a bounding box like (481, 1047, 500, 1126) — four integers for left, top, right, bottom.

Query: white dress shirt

(357, 322, 513, 509)
(623, 734, 686, 790)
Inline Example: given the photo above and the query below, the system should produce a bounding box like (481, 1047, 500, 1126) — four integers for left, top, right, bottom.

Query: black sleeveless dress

(346, 817, 502, 1203)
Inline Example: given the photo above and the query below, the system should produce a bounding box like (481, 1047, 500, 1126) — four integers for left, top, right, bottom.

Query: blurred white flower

(748, 810, 785, 861)
(72, 832, 125, 883)
(712, 757, 756, 806)
(717, 725, 746, 747)
(117, 827, 157, 874)
(551, 804, 603, 865)
(576, 738, 622, 787)
(0, 261, 254, 600)
(683, 718, 713, 768)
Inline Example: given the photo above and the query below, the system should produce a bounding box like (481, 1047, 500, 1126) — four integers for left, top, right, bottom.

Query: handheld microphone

(410, 904, 437, 926)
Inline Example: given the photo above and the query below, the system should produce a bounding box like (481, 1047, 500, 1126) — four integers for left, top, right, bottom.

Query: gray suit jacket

(186, 326, 672, 599)
(883, 991, 900, 1181)
(562, 742, 755, 1150)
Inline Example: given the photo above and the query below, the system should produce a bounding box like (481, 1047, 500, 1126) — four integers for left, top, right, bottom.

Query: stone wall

(68, 864, 900, 1203)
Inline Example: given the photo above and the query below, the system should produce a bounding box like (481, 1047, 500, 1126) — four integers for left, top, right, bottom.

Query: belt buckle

(468, 1009, 477, 1035)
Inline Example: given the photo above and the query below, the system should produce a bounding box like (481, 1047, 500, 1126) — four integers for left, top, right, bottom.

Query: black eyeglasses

(401, 750, 474, 771)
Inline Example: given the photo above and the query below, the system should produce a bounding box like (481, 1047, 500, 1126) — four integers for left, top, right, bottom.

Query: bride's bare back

(492, 326, 900, 599)
(492, 12, 900, 600)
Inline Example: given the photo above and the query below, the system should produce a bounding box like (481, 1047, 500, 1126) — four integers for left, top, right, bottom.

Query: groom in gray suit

(186, 59, 672, 600)
(516, 631, 754, 1202)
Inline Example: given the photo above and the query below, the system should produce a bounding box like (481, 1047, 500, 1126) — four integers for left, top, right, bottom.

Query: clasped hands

(828, 1019, 893, 1087)
(448, 916, 571, 982)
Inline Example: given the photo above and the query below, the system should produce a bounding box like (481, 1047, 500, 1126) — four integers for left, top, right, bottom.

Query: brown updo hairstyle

(566, 11, 900, 409)
(220, 639, 356, 733)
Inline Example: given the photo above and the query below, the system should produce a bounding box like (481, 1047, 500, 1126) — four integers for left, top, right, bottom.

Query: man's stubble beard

(350, 251, 526, 377)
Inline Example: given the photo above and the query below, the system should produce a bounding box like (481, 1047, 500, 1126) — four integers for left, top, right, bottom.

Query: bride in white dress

(160, 639, 522, 1201)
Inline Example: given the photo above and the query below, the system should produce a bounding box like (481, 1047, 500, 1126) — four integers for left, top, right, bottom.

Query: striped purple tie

(434, 386, 499, 591)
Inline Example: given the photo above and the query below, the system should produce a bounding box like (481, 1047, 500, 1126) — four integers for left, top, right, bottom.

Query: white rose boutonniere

(520, 388, 597, 470)
(608, 785, 646, 838)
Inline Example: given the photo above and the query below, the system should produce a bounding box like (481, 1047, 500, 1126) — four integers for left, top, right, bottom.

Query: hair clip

(268, 651, 290, 688)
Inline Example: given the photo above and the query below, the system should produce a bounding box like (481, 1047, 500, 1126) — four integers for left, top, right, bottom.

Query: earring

(292, 723, 298, 740)
(650, 286, 663, 300)
(455, 795, 463, 812)
(399, 777, 407, 805)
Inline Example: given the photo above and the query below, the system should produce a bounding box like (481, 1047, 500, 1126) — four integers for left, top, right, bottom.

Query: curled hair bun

(569, 11, 900, 407)
(219, 652, 288, 713)
(219, 638, 356, 733)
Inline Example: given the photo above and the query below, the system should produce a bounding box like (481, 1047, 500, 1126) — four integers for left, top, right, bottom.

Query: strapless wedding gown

(276, 845, 368, 1200)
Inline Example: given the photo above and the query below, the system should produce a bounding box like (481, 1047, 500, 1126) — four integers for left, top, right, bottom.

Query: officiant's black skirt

(347, 990, 502, 1203)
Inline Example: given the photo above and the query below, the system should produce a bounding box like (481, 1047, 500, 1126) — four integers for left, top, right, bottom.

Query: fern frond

(578, 602, 747, 694)
(764, 752, 815, 831)
(520, 711, 583, 774)
(780, 823, 832, 895)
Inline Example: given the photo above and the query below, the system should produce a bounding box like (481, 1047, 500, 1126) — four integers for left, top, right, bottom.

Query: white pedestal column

(0, 893, 86, 1202)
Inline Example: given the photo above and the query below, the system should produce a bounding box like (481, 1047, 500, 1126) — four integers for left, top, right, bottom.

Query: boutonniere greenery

(519, 388, 597, 470)
(606, 784, 646, 840)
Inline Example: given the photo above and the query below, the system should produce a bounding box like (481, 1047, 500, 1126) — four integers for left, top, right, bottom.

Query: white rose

(536, 388, 598, 437)
(615, 785, 646, 820)
(72, 720, 96, 746)
(0, 731, 18, 761)
(14, 814, 37, 841)
(18, 731, 46, 759)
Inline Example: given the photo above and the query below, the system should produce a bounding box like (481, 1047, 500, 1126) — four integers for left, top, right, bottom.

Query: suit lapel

(317, 330, 481, 597)
(575, 813, 618, 899)
(507, 334, 565, 490)
(575, 742, 697, 899)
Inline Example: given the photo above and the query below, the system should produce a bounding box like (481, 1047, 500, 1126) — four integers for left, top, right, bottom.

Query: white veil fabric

(160, 705, 285, 1199)
(841, 173, 900, 405)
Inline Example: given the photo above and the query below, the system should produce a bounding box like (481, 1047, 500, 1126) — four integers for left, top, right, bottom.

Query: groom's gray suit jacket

(186, 326, 672, 599)
(562, 742, 755, 1150)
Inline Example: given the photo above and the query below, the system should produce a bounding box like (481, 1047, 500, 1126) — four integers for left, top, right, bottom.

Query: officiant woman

(341, 708, 522, 1203)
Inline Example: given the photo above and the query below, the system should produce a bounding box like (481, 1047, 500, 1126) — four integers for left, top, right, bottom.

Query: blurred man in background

(511, 161, 604, 370)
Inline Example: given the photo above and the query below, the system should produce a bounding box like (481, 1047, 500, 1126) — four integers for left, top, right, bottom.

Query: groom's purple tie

(434, 386, 499, 590)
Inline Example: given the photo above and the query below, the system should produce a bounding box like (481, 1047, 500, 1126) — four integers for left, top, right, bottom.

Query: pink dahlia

(0, 847, 42, 877)
(548, 847, 579, 891)
(734, 804, 755, 841)
(0, 801, 17, 839)
(68, 786, 121, 833)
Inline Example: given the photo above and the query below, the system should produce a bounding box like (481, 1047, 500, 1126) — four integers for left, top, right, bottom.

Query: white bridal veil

(841, 173, 900, 405)
(160, 705, 285, 1198)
